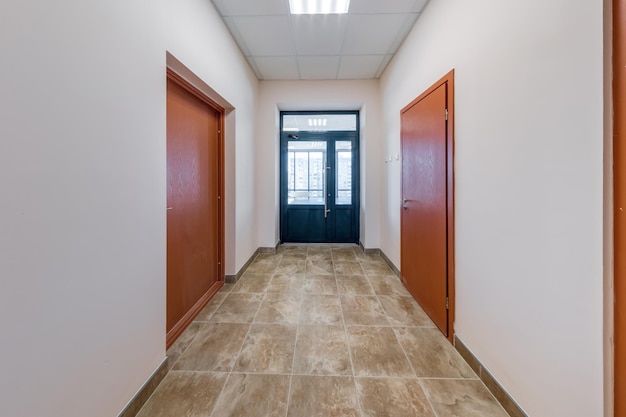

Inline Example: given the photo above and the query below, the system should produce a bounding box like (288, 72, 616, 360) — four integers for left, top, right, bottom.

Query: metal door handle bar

(324, 163, 328, 218)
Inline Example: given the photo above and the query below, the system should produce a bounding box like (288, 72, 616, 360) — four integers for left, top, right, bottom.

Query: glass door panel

(336, 141, 352, 205)
(288, 141, 326, 205)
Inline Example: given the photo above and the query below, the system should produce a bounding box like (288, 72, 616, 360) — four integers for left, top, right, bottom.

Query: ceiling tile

(387, 13, 421, 53)
(342, 14, 415, 55)
(375, 55, 394, 78)
(211, 0, 288, 16)
(229, 16, 295, 56)
(253, 56, 300, 80)
(223, 17, 251, 56)
(337, 55, 385, 79)
(349, 0, 427, 14)
(291, 14, 349, 56)
(298, 56, 341, 79)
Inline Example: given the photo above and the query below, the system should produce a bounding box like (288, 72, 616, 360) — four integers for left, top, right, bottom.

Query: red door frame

(165, 69, 225, 348)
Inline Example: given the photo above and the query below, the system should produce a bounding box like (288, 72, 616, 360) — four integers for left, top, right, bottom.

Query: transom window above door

(282, 113, 357, 132)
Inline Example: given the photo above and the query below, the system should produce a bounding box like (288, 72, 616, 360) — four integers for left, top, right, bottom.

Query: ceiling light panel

(289, 0, 350, 15)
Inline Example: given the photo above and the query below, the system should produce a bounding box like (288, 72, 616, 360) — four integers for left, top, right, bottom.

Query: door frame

(279, 111, 360, 244)
(400, 70, 455, 343)
(614, 0, 625, 412)
(165, 67, 225, 348)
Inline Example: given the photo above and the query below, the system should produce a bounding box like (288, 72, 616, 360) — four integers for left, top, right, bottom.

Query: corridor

(137, 246, 510, 417)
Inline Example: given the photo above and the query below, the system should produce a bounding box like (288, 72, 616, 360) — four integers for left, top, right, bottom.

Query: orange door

(166, 76, 221, 345)
(401, 81, 449, 336)
(615, 0, 626, 413)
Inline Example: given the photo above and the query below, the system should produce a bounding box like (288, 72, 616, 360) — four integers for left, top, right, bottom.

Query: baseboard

(166, 281, 222, 348)
(225, 243, 278, 283)
(117, 358, 169, 417)
(454, 336, 528, 417)
(359, 242, 381, 256)
(379, 250, 401, 277)
(258, 242, 280, 253)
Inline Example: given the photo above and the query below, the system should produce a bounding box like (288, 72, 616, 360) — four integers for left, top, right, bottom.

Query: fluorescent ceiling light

(289, 0, 350, 15)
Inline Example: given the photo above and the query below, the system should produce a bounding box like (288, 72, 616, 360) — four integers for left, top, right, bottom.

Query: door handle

(167, 207, 173, 211)
(402, 199, 408, 209)
(323, 162, 329, 218)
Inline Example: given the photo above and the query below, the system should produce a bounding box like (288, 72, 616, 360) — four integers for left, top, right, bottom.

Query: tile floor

(138, 245, 510, 417)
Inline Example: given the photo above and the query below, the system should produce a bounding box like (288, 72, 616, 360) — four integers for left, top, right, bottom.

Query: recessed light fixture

(289, 0, 350, 15)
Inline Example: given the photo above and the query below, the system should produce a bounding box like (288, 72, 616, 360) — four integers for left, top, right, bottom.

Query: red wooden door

(615, 0, 626, 413)
(166, 77, 220, 343)
(401, 82, 449, 336)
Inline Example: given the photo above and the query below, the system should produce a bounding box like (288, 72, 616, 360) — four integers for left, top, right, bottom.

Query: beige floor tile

(279, 245, 308, 253)
(331, 248, 359, 261)
(303, 276, 338, 295)
(293, 325, 352, 375)
(255, 293, 301, 324)
(395, 327, 476, 378)
(287, 375, 360, 417)
(347, 326, 413, 377)
(267, 274, 305, 294)
(361, 262, 394, 275)
(336, 275, 375, 295)
(209, 293, 263, 323)
(356, 377, 436, 417)
(276, 260, 307, 275)
(212, 373, 290, 417)
(368, 275, 411, 297)
(136, 371, 226, 417)
(233, 324, 297, 373)
(173, 323, 249, 372)
(340, 295, 389, 326)
(307, 252, 333, 263)
(219, 282, 235, 293)
(194, 292, 228, 322)
(307, 259, 335, 275)
(281, 252, 308, 261)
(378, 295, 434, 327)
(166, 322, 204, 369)
(334, 261, 365, 275)
(246, 258, 280, 273)
(421, 379, 510, 417)
(299, 294, 343, 325)
(231, 273, 272, 293)
(307, 246, 332, 254)
(255, 253, 282, 260)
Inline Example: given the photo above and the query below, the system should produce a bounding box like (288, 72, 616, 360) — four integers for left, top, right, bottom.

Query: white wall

(165, 0, 260, 275)
(380, 1, 605, 416)
(256, 80, 382, 249)
(0, 1, 258, 416)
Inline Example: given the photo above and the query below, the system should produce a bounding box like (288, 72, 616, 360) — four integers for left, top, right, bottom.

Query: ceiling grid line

(211, 0, 430, 80)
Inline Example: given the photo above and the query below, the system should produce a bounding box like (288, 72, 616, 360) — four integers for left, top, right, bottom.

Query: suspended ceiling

(210, 0, 429, 80)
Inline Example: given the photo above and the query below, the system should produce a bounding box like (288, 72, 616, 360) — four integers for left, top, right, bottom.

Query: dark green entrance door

(280, 112, 359, 243)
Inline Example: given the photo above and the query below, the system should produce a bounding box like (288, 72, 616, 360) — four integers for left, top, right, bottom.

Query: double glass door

(280, 113, 359, 243)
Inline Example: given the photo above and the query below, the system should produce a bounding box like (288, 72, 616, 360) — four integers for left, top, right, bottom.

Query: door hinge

(446, 297, 449, 310)
(445, 109, 448, 121)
